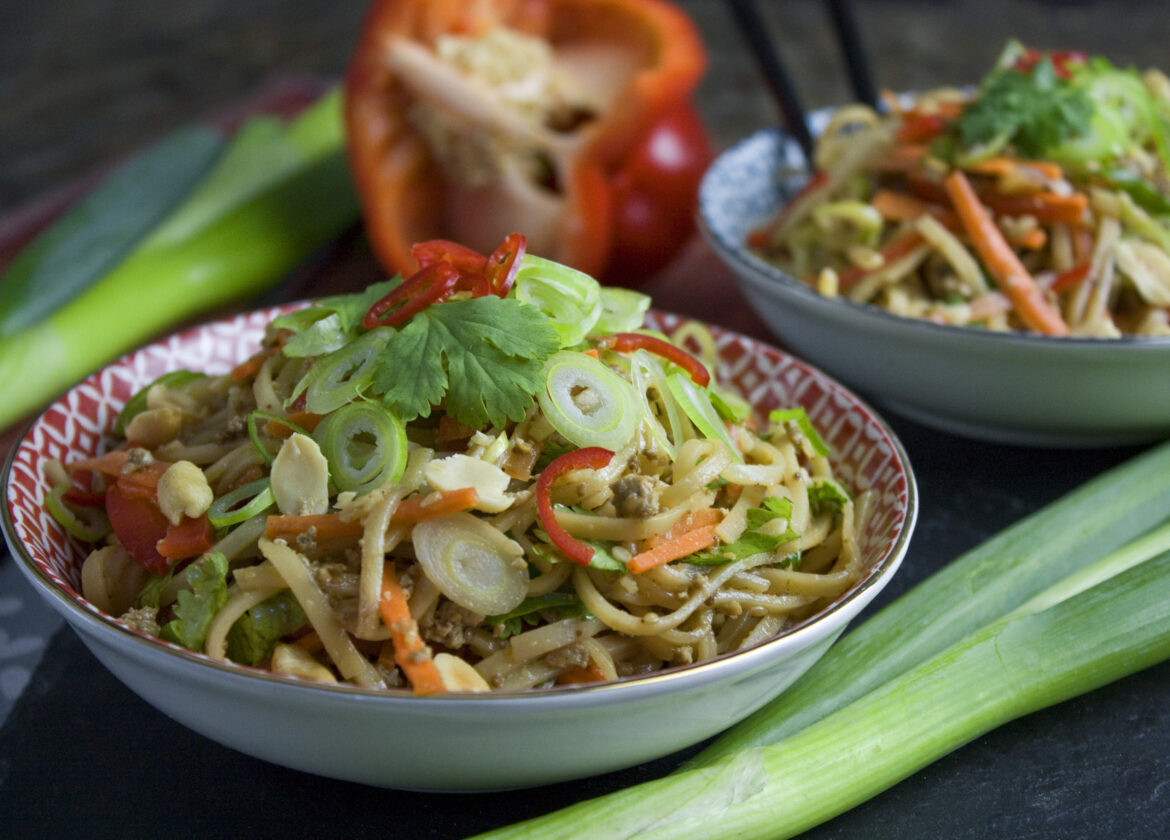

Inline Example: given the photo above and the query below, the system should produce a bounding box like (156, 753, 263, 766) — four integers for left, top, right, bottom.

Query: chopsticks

(724, 0, 814, 162)
(723, 0, 879, 164)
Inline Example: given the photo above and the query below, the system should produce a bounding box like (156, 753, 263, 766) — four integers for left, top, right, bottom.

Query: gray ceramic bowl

(3, 304, 916, 791)
(699, 125, 1170, 447)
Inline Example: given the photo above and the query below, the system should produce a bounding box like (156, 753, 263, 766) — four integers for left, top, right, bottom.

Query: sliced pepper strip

(596, 332, 710, 387)
(536, 447, 615, 566)
(362, 261, 460, 329)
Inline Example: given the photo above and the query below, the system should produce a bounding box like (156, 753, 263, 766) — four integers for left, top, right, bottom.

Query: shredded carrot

(1051, 262, 1091, 293)
(866, 144, 929, 173)
(870, 189, 959, 228)
(964, 156, 1064, 181)
(582, 348, 601, 359)
(835, 231, 927, 289)
(944, 170, 1069, 336)
(230, 346, 279, 381)
(389, 487, 480, 526)
(1016, 227, 1048, 250)
(264, 487, 481, 543)
(264, 411, 322, 439)
(555, 661, 608, 685)
(641, 508, 724, 551)
(379, 566, 446, 695)
(66, 450, 132, 476)
(293, 630, 325, 654)
(984, 191, 1089, 226)
(628, 523, 720, 574)
(265, 513, 363, 542)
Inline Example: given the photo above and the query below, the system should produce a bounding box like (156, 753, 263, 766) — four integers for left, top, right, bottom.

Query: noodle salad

(45, 235, 867, 694)
(750, 42, 1170, 338)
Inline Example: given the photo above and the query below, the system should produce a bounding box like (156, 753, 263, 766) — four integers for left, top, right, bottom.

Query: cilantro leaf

(160, 552, 229, 652)
(957, 57, 1094, 158)
(275, 279, 399, 357)
(374, 296, 559, 429)
(225, 589, 307, 665)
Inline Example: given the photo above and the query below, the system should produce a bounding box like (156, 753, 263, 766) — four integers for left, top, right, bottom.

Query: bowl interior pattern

(5, 304, 913, 687)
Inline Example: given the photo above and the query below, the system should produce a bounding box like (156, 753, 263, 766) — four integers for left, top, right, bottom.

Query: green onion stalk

(471, 517, 1170, 840)
(0, 88, 359, 431)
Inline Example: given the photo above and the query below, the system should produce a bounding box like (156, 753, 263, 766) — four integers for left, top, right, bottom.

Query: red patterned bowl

(2, 305, 916, 791)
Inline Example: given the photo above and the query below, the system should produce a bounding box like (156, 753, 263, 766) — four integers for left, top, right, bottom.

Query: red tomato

(605, 103, 714, 287)
(105, 483, 171, 575)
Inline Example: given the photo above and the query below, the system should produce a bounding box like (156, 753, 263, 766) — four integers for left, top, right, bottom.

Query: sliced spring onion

(593, 287, 651, 334)
(207, 478, 275, 529)
(512, 255, 602, 347)
(45, 484, 110, 541)
(412, 512, 528, 615)
(665, 372, 743, 463)
(769, 406, 829, 457)
(538, 351, 639, 451)
(289, 326, 391, 415)
(246, 410, 312, 464)
(313, 400, 407, 495)
(629, 349, 687, 460)
(115, 370, 206, 435)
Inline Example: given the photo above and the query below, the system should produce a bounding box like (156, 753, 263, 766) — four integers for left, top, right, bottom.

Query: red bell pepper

(343, 0, 711, 288)
(536, 446, 615, 566)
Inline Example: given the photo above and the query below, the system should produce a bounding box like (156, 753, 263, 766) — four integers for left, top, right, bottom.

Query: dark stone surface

(4, 2, 1170, 837)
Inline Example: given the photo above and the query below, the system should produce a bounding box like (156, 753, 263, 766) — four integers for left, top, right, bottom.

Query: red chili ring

(363, 262, 460, 329)
(536, 447, 615, 566)
(486, 232, 527, 297)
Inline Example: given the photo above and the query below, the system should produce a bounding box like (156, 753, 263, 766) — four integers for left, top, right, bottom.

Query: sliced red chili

(1051, 262, 1091, 293)
(362, 262, 460, 329)
(536, 447, 615, 567)
(412, 238, 488, 273)
(485, 233, 527, 297)
(595, 332, 711, 387)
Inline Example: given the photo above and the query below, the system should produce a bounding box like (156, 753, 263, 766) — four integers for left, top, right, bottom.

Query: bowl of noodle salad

(3, 236, 914, 790)
(700, 42, 1170, 446)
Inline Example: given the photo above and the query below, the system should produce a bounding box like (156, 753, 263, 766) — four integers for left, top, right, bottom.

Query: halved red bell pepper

(343, 0, 711, 288)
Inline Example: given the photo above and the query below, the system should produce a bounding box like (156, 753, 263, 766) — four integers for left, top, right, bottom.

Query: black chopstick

(723, 0, 814, 164)
(826, 0, 879, 108)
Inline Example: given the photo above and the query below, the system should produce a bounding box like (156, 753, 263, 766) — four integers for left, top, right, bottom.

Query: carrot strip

(1016, 227, 1047, 250)
(264, 411, 322, 438)
(943, 170, 1069, 336)
(379, 566, 446, 695)
(641, 508, 723, 551)
(964, 156, 1064, 181)
(628, 524, 720, 574)
(66, 450, 132, 476)
(835, 231, 927, 290)
(869, 189, 959, 228)
(230, 346, 279, 381)
(264, 487, 481, 543)
(265, 513, 364, 542)
(390, 487, 480, 525)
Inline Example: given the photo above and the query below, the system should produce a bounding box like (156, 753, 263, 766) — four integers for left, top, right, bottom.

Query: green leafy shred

(373, 296, 560, 428)
(810, 478, 851, 516)
(160, 552, 229, 652)
(956, 56, 1095, 158)
(225, 589, 308, 665)
(693, 497, 799, 566)
(487, 591, 589, 639)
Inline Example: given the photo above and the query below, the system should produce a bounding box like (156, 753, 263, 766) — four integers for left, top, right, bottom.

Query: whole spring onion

(0, 87, 358, 431)
(538, 351, 639, 451)
(689, 437, 1170, 766)
(0, 126, 224, 338)
(471, 523, 1170, 839)
(313, 400, 407, 496)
